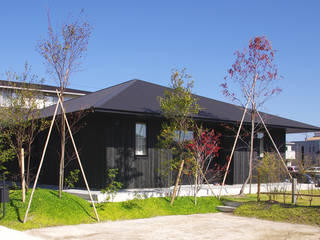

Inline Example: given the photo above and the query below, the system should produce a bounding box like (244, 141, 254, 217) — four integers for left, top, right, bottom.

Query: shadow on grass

(121, 200, 142, 210)
(48, 190, 96, 221)
(8, 196, 23, 222)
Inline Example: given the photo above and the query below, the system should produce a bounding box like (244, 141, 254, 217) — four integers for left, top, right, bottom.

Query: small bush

(101, 168, 123, 201)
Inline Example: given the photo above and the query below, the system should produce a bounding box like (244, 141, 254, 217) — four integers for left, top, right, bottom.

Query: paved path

(26, 213, 320, 240)
(0, 226, 43, 240)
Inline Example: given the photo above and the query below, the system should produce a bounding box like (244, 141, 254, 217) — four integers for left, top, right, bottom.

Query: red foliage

(188, 129, 221, 158)
(221, 36, 282, 108)
(186, 127, 228, 183)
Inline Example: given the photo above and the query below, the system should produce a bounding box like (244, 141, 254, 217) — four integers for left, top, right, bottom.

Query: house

(292, 132, 320, 166)
(36, 79, 320, 189)
(0, 80, 90, 108)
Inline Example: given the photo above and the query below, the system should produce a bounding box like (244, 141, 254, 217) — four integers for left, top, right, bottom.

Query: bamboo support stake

(255, 110, 293, 181)
(58, 93, 100, 222)
(23, 99, 60, 223)
(170, 158, 184, 205)
(218, 91, 253, 199)
(197, 163, 217, 197)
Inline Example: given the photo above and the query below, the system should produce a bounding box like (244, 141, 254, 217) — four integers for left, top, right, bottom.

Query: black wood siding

(80, 112, 172, 189)
(36, 112, 286, 189)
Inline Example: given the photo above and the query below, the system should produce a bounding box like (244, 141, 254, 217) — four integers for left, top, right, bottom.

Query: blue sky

(0, 1, 319, 141)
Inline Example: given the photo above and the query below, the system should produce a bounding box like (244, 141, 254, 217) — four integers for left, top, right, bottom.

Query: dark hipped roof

(40, 79, 320, 134)
(0, 80, 90, 95)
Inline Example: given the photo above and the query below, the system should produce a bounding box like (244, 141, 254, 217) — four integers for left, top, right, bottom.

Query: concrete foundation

(64, 182, 317, 203)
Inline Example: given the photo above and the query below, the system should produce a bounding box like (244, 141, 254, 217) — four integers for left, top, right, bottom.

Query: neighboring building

(0, 80, 90, 108)
(35, 79, 320, 189)
(293, 132, 320, 166)
(285, 142, 296, 165)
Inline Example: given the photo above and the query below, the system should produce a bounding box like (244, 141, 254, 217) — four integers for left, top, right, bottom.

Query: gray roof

(41, 79, 320, 133)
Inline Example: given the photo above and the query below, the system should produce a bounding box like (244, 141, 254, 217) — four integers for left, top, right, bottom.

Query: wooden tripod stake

(218, 94, 293, 199)
(218, 85, 254, 199)
(23, 91, 100, 223)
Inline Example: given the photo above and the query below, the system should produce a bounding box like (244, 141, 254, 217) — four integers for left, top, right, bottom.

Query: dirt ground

(25, 213, 320, 240)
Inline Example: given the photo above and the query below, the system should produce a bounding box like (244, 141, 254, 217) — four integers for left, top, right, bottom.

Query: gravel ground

(0, 226, 43, 240)
(25, 213, 320, 240)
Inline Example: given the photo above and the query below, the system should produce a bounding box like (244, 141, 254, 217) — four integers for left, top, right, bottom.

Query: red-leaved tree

(187, 126, 223, 204)
(221, 36, 281, 194)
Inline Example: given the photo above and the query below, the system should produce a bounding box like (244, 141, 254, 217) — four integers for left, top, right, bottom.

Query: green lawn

(234, 201, 320, 226)
(223, 189, 320, 226)
(2, 188, 320, 230)
(0, 188, 221, 230)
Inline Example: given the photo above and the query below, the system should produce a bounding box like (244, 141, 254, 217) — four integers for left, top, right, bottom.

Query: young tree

(37, 10, 92, 197)
(221, 36, 281, 194)
(187, 126, 222, 204)
(0, 134, 15, 174)
(257, 152, 286, 200)
(158, 69, 200, 205)
(0, 64, 49, 202)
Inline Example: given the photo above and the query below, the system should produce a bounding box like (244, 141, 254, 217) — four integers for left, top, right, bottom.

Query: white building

(0, 80, 89, 108)
(293, 132, 320, 166)
(285, 142, 296, 164)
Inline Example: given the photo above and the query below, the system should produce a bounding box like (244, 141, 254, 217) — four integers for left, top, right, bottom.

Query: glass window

(2, 89, 12, 106)
(135, 123, 147, 155)
(174, 130, 193, 142)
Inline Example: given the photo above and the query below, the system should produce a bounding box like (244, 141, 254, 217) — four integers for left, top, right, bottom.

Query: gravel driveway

(25, 213, 320, 240)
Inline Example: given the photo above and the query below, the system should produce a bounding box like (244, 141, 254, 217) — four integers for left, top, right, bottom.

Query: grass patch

(0, 188, 221, 230)
(234, 202, 320, 226)
(0, 188, 95, 230)
(223, 189, 320, 226)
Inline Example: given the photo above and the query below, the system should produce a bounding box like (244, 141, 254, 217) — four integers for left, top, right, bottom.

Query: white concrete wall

(65, 183, 317, 203)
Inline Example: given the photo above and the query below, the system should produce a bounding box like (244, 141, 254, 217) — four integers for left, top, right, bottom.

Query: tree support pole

(57, 92, 100, 222)
(23, 98, 60, 223)
(255, 110, 292, 181)
(170, 157, 184, 205)
(24, 92, 100, 223)
(197, 162, 217, 197)
(218, 89, 253, 199)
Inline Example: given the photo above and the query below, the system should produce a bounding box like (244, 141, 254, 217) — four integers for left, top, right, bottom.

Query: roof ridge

(60, 79, 136, 105)
(92, 79, 139, 107)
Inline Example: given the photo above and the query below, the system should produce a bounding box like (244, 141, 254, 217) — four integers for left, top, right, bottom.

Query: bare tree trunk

(170, 154, 184, 205)
(59, 95, 65, 198)
(240, 109, 255, 195)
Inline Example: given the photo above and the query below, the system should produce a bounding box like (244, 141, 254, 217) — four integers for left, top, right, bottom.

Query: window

(135, 123, 147, 155)
(1, 89, 12, 106)
(259, 135, 264, 158)
(174, 130, 193, 142)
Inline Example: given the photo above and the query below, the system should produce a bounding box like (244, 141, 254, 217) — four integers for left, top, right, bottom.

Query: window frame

(135, 122, 148, 156)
